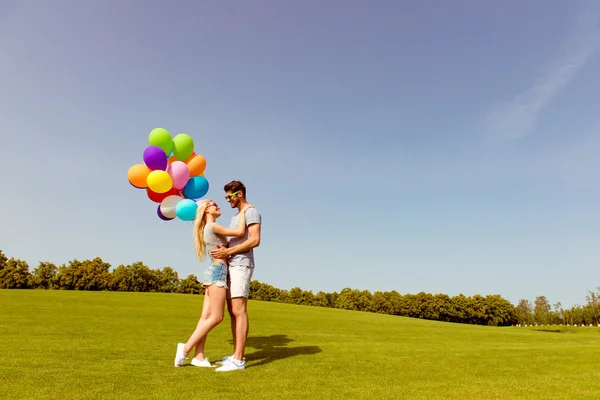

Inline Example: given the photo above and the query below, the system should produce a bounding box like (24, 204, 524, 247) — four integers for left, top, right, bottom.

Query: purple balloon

(143, 146, 168, 171)
(157, 205, 174, 221)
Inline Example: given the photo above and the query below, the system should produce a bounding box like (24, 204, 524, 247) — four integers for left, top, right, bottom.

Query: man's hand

(210, 244, 230, 260)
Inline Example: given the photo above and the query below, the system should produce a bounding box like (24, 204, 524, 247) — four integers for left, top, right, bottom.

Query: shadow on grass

(231, 334, 322, 368)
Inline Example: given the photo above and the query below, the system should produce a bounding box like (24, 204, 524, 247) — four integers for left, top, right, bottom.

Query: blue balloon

(176, 199, 198, 221)
(183, 176, 209, 199)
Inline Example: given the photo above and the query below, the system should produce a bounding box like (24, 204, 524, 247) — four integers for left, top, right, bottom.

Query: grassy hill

(1, 290, 599, 399)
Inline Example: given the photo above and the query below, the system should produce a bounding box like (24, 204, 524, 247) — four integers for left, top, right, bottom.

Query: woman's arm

(213, 206, 253, 237)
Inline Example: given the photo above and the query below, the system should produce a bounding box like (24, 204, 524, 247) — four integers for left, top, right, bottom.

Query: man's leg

(230, 297, 248, 361)
(229, 266, 253, 361)
(215, 266, 252, 371)
(226, 296, 237, 354)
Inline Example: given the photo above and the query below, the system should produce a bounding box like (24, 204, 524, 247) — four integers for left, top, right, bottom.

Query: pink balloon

(167, 161, 190, 190)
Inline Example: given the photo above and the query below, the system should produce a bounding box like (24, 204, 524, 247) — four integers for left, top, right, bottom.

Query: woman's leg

(183, 285, 226, 356)
(193, 289, 212, 360)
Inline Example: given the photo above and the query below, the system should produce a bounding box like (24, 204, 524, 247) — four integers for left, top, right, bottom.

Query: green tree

(585, 288, 600, 325)
(156, 266, 180, 293)
(469, 294, 488, 325)
(54, 258, 112, 291)
(414, 292, 436, 320)
(288, 287, 315, 306)
(30, 262, 58, 289)
(111, 264, 134, 292)
(369, 291, 395, 315)
(178, 274, 201, 294)
(313, 291, 332, 308)
(515, 299, 533, 325)
(533, 296, 551, 325)
(566, 304, 584, 325)
(278, 290, 291, 304)
(451, 294, 474, 324)
(107, 262, 158, 292)
(483, 294, 517, 326)
(552, 302, 563, 325)
(386, 291, 407, 317)
(131, 262, 160, 292)
(249, 280, 265, 300)
(400, 293, 419, 318)
(581, 305, 594, 325)
(334, 288, 372, 311)
(431, 293, 453, 322)
(327, 291, 338, 309)
(0, 250, 7, 270)
(249, 281, 281, 302)
(0, 258, 31, 289)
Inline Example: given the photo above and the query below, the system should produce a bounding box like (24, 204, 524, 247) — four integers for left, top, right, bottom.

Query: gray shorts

(226, 265, 254, 299)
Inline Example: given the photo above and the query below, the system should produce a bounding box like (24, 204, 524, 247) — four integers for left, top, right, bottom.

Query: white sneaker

(215, 355, 245, 365)
(191, 357, 213, 367)
(215, 355, 233, 365)
(174, 343, 188, 367)
(215, 358, 245, 372)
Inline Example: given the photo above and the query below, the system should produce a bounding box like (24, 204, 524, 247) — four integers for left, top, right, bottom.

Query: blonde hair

(193, 200, 213, 262)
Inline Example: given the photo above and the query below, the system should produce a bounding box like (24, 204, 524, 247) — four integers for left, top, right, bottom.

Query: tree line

(515, 293, 600, 327)
(1, 250, 598, 327)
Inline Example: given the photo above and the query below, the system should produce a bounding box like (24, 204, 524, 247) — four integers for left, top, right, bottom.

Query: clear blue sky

(1, 1, 599, 308)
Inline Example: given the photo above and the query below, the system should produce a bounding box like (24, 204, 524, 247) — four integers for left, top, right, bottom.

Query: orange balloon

(184, 152, 195, 162)
(128, 164, 151, 188)
(186, 154, 206, 176)
(168, 155, 178, 165)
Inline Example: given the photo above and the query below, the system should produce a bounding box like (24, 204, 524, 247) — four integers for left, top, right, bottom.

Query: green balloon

(149, 128, 173, 155)
(172, 133, 194, 161)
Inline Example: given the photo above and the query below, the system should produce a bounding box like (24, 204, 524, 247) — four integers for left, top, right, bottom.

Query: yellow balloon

(147, 170, 173, 193)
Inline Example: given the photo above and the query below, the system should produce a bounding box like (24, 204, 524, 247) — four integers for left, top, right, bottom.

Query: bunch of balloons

(127, 128, 209, 221)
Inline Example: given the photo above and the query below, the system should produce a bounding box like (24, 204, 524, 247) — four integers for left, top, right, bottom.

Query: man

(209, 180, 261, 372)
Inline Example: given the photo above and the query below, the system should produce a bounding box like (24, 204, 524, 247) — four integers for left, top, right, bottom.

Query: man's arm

(223, 223, 261, 257)
(210, 223, 260, 259)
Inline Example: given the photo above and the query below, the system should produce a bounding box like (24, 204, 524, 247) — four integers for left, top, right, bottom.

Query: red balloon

(147, 187, 179, 203)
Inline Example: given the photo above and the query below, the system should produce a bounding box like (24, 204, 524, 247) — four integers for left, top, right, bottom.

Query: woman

(174, 199, 252, 367)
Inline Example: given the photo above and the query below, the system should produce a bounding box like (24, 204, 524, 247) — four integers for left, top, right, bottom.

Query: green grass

(1, 290, 599, 399)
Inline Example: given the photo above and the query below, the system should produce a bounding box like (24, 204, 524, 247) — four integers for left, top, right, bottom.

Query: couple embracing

(174, 180, 261, 372)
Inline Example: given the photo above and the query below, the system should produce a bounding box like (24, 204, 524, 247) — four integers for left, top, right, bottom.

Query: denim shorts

(202, 261, 228, 289)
